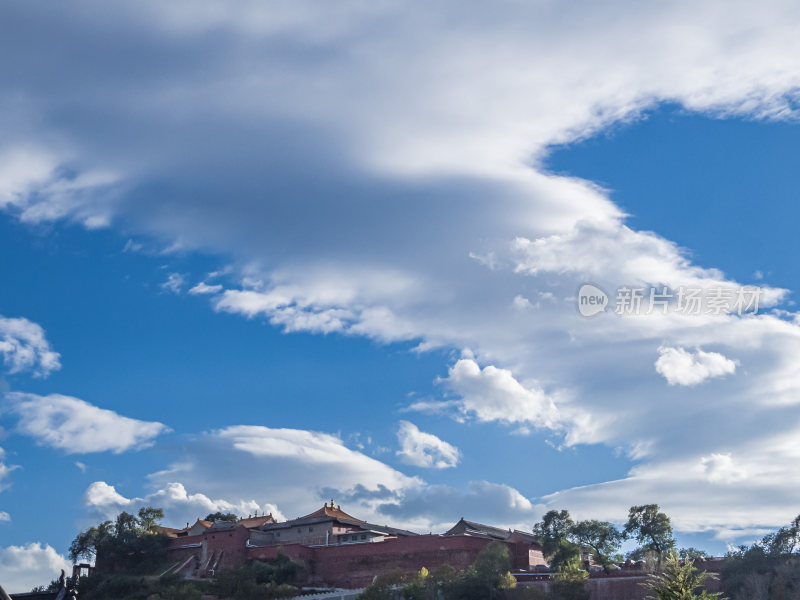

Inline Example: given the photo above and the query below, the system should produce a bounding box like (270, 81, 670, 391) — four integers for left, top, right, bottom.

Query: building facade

(162, 501, 547, 588)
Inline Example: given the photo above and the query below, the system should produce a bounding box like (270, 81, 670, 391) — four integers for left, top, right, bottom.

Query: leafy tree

(550, 555, 589, 600)
(357, 568, 408, 600)
(137, 506, 165, 533)
(761, 514, 800, 556)
(644, 551, 726, 599)
(68, 506, 169, 573)
(721, 516, 800, 600)
(569, 519, 622, 572)
(402, 564, 467, 600)
(205, 511, 239, 523)
(402, 567, 436, 600)
(251, 553, 305, 585)
(213, 565, 297, 599)
(624, 504, 675, 558)
(436, 542, 519, 600)
(533, 510, 574, 557)
(533, 510, 581, 571)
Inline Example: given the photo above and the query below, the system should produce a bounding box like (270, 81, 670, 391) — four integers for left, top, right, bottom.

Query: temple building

(159, 501, 548, 588)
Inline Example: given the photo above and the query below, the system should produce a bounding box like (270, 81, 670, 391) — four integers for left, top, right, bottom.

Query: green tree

(624, 504, 675, 558)
(402, 567, 436, 600)
(762, 514, 800, 556)
(472, 541, 515, 599)
(533, 510, 574, 557)
(357, 569, 408, 600)
(550, 555, 589, 600)
(68, 506, 169, 573)
(137, 506, 165, 533)
(205, 511, 239, 523)
(569, 519, 622, 573)
(533, 510, 580, 571)
(644, 551, 726, 599)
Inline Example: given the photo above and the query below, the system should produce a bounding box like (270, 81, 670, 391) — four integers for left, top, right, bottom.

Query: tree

(550, 555, 589, 600)
(472, 541, 515, 599)
(357, 569, 408, 600)
(137, 507, 165, 533)
(569, 520, 622, 573)
(761, 514, 800, 556)
(205, 511, 239, 523)
(624, 505, 675, 557)
(644, 551, 726, 599)
(533, 510, 574, 558)
(533, 510, 581, 571)
(68, 506, 169, 573)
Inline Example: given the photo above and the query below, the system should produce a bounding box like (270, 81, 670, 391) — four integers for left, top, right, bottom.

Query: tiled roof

(299, 502, 362, 522)
(445, 518, 514, 540)
(238, 514, 276, 529)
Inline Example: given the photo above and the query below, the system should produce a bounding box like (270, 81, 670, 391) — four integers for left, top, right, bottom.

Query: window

(342, 536, 348, 541)
(361, 534, 366, 540)
(276, 533, 280, 537)
(309, 527, 314, 532)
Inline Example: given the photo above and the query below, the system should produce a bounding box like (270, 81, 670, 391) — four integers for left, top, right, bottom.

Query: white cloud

(378, 480, 544, 534)
(655, 346, 737, 386)
(87, 424, 422, 527)
(0, 315, 61, 377)
(75, 461, 87, 473)
(3, 392, 169, 454)
(4, 0, 800, 537)
(160, 272, 186, 294)
(0, 447, 18, 492)
(0, 542, 71, 594)
(188, 281, 223, 295)
(396, 421, 460, 469)
(0, 511, 9, 522)
(83, 480, 284, 525)
(701, 453, 747, 484)
(423, 358, 561, 430)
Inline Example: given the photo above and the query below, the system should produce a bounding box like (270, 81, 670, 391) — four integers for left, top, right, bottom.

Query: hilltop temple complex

(156, 500, 547, 588)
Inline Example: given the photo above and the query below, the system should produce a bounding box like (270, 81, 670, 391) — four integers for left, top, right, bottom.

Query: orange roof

(300, 501, 362, 522)
(155, 526, 183, 538)
(238, 514, 276, 529)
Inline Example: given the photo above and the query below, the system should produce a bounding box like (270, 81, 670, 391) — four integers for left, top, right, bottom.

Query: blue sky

(3, 0, 800, 591)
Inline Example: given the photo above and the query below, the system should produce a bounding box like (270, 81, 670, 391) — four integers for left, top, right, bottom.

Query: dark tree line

(532, 503, 677, 573)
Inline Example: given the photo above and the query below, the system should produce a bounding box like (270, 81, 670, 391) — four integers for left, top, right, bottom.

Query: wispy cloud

(3, 392, 169, 454)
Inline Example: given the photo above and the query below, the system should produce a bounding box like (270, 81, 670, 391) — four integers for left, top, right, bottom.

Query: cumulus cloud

(420, 359, 561, 430)
(0, 315, 61, 377)
(83, 480, 284, 525)
(655, 346, 737, 386)
(701, 453, 747, 485)
(3, 0, 800, 537)
(396, 421, 460, 469)
(0, 542, 71, 594)
(86, 424, 423, 527)
(3, 392, 169, 454)
(0, 511, 9, 522)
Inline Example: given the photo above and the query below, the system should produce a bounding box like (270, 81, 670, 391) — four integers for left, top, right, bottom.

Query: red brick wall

(246, 535, 527, 588)
(170, 530, 542, 587)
